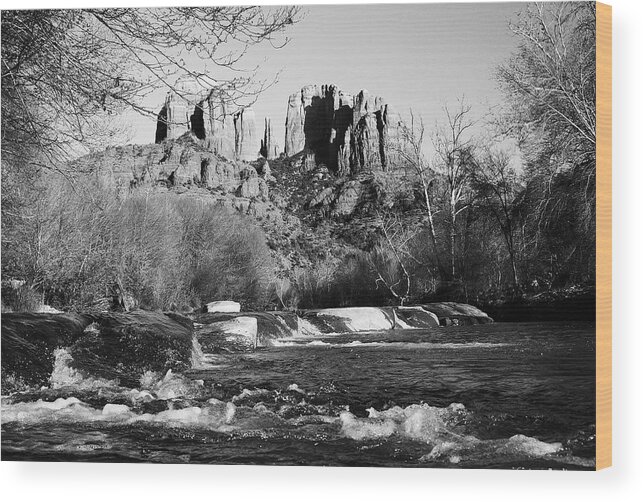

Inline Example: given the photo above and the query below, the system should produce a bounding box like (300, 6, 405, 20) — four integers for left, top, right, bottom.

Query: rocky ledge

(193, 303, 493, 351)
(2, 303, 492, 392)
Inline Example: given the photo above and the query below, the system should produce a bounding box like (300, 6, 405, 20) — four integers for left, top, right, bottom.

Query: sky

(127, 2, 524, 156)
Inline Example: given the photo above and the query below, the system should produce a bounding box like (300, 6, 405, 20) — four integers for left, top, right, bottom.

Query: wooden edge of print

(596, 1, 612, 471)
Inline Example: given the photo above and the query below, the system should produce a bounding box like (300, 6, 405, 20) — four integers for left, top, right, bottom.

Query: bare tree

(471, 148, 523, 290)
(432, 99, 477, 283)
(368, 211, 415, 306)
(394, 111, 446, 282)
(498, 2, 596, 165)
(496, 2, 597, 288)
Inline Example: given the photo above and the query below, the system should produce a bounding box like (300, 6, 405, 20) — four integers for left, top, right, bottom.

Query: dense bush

(5, 174, 276, 311)
(1, 284, 42, 313)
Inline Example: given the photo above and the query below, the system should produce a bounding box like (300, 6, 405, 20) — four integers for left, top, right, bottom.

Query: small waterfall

(297, 316, 323, 337)
(273, 313, 298, 338)
(391, 309, 414, 330)
(190, 335, 206, 369)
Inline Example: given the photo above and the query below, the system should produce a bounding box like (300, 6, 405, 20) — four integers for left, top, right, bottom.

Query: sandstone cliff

(80, 135, 273, 220)
(155, 84, 259, 162)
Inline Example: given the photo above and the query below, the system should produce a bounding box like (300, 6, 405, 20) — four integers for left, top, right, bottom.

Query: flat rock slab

(300, 307, 396, 333)
(203, 301, 241, 313)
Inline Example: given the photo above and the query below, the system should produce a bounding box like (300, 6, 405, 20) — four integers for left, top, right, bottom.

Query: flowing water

(1, 321, 596, 469)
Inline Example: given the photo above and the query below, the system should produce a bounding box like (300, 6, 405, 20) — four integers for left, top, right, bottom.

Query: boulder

(203, 301, 241, 313)
(237, 176, 268, 200)
(298, 306, 442, 333)
(308, 187, 336, 209)
(332, 180, 363, 216)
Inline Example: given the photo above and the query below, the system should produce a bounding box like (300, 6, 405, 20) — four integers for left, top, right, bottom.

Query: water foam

(2, 351, 578, 468)
(339, 402, 563, 463)
(297, 317, 323, 337)
(270, 340, 508, 349)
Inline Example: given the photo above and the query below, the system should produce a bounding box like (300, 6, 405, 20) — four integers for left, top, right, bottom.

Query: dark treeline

(1, 3, 596, 312)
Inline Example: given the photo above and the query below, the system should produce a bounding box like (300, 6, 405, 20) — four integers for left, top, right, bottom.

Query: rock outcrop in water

(193, 303, 491, 348)
(195, 311, 299, 347)
(155, 82, 258, 162)
(297, 304, 492, 333)
(300, 306, 440, 333)
(421, 303, 494, 326)
(284, 84, 403, 175)
(1, 311, 194, 391)
(1, 303, 493, 392)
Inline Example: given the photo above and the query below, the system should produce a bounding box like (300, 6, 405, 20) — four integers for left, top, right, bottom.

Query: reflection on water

(1, 322, 596, 469)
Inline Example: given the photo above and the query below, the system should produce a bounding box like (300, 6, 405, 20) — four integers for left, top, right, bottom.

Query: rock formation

(350, 90, 383, 172)
(82, 134, 272, 221)
(233, 107, 257, 161)
(201, 92, 236, 159)
(155, 83, 258, 162)
(380, 104, 403, 168)
(284, 84, 402, 175)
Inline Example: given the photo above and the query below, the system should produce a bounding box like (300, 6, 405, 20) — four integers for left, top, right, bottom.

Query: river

(1, 321, 595, 469)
